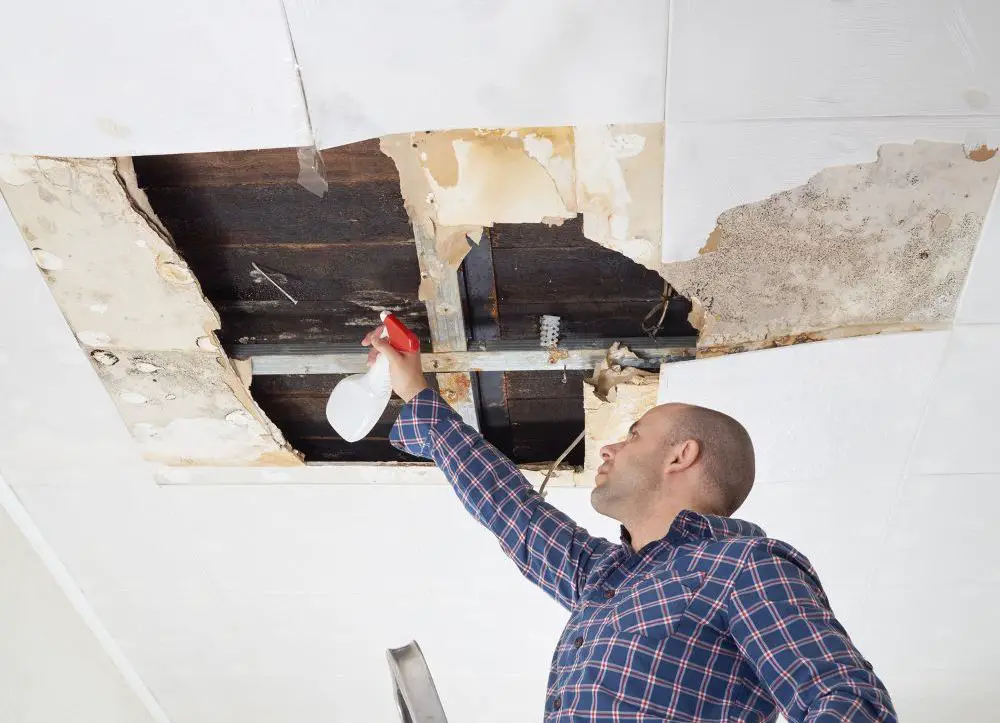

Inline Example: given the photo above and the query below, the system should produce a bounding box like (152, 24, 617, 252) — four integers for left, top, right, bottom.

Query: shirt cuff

(389, 387, 451, 459)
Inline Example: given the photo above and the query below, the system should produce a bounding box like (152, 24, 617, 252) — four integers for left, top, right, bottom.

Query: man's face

(592, 406, 673, 520)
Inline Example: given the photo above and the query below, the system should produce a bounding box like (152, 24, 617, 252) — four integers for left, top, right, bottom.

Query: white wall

(0, 483, 161, 723)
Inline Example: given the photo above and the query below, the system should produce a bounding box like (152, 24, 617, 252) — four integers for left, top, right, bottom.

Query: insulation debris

(583, 344, 658, 474)
(0, 154, 301, 466)
(296, 145, 329, 198)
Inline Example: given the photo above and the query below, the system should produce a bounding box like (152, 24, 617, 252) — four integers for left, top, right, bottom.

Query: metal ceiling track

(241, 337, 697, 376)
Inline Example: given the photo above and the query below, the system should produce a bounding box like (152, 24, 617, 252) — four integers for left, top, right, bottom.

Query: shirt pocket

(610, 571, 704, 640)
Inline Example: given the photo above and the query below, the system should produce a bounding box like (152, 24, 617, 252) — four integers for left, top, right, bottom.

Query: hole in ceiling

(131, 139, 696, 465)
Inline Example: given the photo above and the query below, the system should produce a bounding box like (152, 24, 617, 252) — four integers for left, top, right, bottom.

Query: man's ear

(665, 439, 701, 475)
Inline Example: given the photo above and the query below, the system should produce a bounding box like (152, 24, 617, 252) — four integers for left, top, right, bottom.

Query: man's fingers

(371, 335, 402, 362)
(361, 325, 386, 347)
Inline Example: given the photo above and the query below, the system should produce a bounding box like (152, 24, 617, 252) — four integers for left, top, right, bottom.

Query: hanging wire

(642, 279, 676, 339)
(538, 428, 586, 498)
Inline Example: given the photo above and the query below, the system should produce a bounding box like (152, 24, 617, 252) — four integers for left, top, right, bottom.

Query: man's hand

(362, 325, 429, 402)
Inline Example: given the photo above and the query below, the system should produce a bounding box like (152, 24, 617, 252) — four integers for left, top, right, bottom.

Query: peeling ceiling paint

(381, 124, 663, 274)
(0, 155, 300, 466)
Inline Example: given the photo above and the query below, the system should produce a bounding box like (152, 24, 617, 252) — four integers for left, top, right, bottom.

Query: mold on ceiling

(661, 141, 1000, 354)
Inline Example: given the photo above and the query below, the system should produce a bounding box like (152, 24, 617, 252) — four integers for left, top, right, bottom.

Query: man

(365, 328, 896, 722)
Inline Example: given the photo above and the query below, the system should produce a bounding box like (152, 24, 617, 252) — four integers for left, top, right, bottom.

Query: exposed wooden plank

(140, 182, 413, 246)
(493, 246, 665, 303)
(213, 300, 431, 347)
(175, 242, 419, 302)
(504, 370, 589, 400)
(490, 217, 596, 249)
(409, 220, 479, 429)
(508, 397, 586, 465)
(250, 375, 437, 463)
(292, 436, 420, 463)
(132, 139, 398, 188)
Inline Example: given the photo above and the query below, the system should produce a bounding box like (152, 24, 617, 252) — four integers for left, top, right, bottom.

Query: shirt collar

(620, 509, 766, 549)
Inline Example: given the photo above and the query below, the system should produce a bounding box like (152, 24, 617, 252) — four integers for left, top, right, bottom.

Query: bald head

(654, 403, 755, 515)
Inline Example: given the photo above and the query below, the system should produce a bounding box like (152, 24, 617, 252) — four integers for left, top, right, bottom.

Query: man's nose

(600, 442, 620, 461)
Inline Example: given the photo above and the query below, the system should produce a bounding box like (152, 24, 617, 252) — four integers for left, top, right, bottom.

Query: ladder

(386, 641, 449, 723)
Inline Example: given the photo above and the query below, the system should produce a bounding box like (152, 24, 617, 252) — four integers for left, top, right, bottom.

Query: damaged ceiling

(0, 125, 997, 471)
(128, 133, 692, 465)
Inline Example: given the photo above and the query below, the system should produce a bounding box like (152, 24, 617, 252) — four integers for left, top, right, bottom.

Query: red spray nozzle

(382, 312, 420, 353)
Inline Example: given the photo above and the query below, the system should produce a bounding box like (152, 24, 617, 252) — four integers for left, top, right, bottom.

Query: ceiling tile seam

(665, 114, 1000, 125)
(855, 328, 958, 613)
(956, 177, 1000, 325)
(277, 0, 322, 155)
(0, 473, 173, 723)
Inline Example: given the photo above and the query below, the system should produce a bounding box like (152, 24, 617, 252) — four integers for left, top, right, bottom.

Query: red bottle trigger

(383, 313, 420, 353)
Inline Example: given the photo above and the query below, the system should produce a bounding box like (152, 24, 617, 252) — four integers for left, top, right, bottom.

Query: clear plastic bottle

(325, 311, 419, 442)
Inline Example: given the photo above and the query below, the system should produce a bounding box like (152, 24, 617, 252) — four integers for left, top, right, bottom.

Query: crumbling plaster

(675, 141, 1000, 352)
(381, 126, 1000, 473)
(0, 155, 300, 466)
(385, 127, 999, 355)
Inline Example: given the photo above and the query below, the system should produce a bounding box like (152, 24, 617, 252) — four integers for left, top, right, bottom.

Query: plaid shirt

(392, 389, 896, 722)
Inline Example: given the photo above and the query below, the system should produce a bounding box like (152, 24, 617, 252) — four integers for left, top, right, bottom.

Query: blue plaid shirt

(392, 389, 896, 722)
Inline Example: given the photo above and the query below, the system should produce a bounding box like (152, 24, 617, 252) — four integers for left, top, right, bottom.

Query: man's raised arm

(390, 387, 612, 610)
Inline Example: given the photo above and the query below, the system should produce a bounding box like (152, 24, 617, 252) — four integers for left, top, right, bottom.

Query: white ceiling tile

(957, 179, 1000, 324)
(910, 326, 1000, 474)
(285, 0, 667, 148)
(876, 474, 1000, 586)
(878, 667, 993, 723)
(15, 482, 591, 723)
(667, 0, 1000, 122)
(858, 582, 997, 687)
(658, 332, 951, 484)
(735, 474, 899, 632)
(13, 484, 215, 598)
(661, 118, 1000, 262)
(0, 1, 311, 156)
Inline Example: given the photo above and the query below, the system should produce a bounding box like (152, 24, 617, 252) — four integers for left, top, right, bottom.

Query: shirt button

(604, 588, 615, 599)
(551, 696, 562, 711)
(573, 636, 584, 649)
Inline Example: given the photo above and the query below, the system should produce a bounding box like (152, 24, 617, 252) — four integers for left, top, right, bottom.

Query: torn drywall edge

(0, 155, 219, 351)
(661, 118, 1000, 263)
(576, 123, 664, 272)
(383, 125, 663, 274)
(0, 154, 301, 466)
(660, 141, 1000, 351)
(382, 129, 576, 229)
(155, 462, 592, 487)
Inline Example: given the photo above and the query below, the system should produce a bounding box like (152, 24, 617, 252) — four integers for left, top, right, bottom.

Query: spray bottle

(325, 311, 420, 442)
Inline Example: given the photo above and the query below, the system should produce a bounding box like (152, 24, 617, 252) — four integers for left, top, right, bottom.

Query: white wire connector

(539, 315, 561, 348)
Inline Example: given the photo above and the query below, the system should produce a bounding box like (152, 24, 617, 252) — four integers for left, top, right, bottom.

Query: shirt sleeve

(391, 388, 613, 611)
(726, 541, 897, 723)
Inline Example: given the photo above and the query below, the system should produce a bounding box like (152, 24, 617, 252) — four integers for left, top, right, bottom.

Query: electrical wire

(538, 428, 586, 498)
(642, 279, 675, 339)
